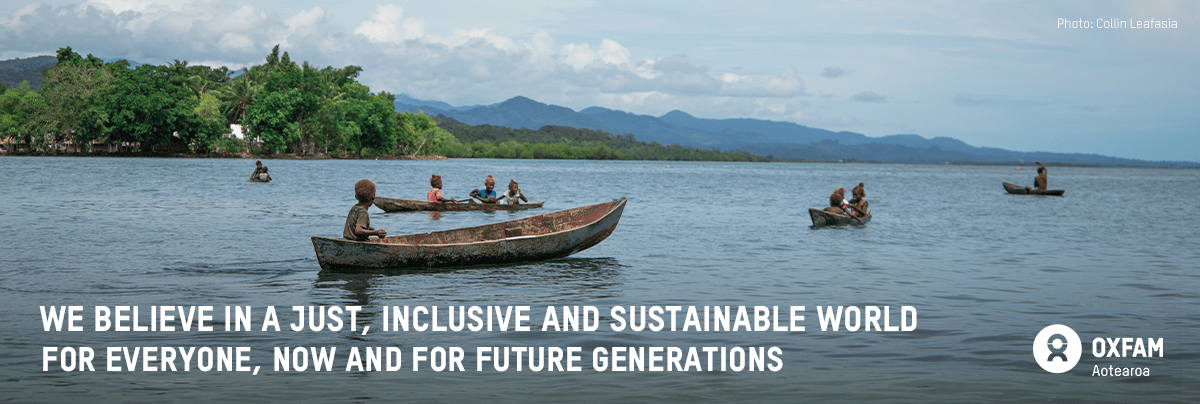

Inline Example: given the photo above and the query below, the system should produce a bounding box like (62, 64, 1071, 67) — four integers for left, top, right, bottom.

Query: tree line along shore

(0, 46, 765, 162)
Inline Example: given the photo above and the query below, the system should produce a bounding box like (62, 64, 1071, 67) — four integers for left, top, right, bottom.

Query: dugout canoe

(808, 208, 872, 226)
(373, 196, 544, 212)
(1003, 182, 1065, 196)
(312, 198, 627, 272)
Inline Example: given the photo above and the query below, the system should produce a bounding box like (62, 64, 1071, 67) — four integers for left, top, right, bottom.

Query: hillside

(396, 95, 1195, 167)
(0, 55, 56, 89)
(434, 115, 766, 162)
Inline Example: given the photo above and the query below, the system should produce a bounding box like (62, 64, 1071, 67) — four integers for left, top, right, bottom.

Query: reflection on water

(315, 272, 378, 307)
(316, 257, 625, 306)
(164, 258, 311, 275)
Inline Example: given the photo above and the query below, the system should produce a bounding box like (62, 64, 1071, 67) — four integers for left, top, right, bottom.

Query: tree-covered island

(0, 46, 765, 162)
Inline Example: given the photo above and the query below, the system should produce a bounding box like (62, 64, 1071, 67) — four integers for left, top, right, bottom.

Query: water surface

(0, 157, 1195, 402)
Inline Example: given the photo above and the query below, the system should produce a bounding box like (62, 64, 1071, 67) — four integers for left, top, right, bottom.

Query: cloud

(0, 1, 808, 103)
(217, 33, 255, 53)
(572, 53, 804, 98)
(353, 4, 424, 45)
(559, 42, 597, 70)
(597, 39, 629, 65)
(820, 67, 845, 78)
(849, 91, 887, 103)
(0, 1, 285, 65)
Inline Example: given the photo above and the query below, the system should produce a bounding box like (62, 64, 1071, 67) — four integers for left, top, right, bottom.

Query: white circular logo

(1033, 324, 1081, 373)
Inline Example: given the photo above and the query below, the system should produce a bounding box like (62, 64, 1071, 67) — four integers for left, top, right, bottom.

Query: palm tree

(186, 66, 232, 96)
(214, 69, 261, 124)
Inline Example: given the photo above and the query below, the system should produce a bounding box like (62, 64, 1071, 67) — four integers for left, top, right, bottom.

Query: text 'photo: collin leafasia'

(1058, 17, 1178, 29)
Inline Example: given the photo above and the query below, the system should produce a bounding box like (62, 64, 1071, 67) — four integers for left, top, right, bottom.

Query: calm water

(1, 157, 1196, 403)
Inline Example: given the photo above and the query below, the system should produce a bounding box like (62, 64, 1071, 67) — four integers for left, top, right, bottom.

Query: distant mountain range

(396, 95, 1194, 167)
(1, 55, 146, 91)
(0, 55, 56, 90)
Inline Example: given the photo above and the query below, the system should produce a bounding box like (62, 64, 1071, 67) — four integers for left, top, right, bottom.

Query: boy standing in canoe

(344, 179, 387, 241)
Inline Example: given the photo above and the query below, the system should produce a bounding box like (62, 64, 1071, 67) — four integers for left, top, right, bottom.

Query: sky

(1, 0, 1196, 161)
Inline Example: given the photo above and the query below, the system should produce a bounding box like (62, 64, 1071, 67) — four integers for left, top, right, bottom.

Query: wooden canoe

(809, 208, 872, 226)
(1003, 182, 1064, 196)
(374, 196, 544, 212)
(312, 198, 627, 272)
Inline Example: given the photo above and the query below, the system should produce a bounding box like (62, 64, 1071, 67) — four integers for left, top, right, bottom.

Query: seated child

(470, 174, 501, 204)
(823, 187, 853, 216)
(250, 160, 263, 181)
(847, 182, 868, 217)
(343, 179, 387, 241)
(427, 174, 459, 203)
(502, 179, 529, 205)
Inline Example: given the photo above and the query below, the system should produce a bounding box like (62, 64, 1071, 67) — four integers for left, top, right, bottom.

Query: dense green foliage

(2, 46, 765, 161)
(0, 46, 449, 156)
(436, 119, 767, 161)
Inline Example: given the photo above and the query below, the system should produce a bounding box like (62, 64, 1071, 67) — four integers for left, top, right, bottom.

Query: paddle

(836, 200, 863, 225)
(846, 209, 864, 225)
(464, 195, 492, 204)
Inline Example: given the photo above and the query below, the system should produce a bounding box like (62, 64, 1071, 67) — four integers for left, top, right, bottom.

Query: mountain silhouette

(394, 94, 1193, 167)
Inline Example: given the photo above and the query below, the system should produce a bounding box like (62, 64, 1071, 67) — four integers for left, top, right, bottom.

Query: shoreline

(1, 150, 1194, 168)
(0, 150, 450, 160)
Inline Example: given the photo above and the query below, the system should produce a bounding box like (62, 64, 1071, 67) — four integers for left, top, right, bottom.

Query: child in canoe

(847, 182, 869, 218)
(428, 174, 460, 204)
(250, 160, 271, 182)
(470, 174, 501, 203)
(1024, 162, 1048, 193)
(823, 187, 854, 216)
(344, 179, 386, 241)
(503, 179, 529, 205)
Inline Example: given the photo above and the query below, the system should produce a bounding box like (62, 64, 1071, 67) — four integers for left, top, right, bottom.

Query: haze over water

(1, 157, 1195, 402)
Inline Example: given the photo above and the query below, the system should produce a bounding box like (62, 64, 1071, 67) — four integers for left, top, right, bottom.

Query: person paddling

(428, 174, 460, 204)
(1034, 162, 1048, 190)
(1024, 162, 1048, 193)
(470, 174, 501, 204)
(250, 160, 263, 180)
(344, 179, 386, 241)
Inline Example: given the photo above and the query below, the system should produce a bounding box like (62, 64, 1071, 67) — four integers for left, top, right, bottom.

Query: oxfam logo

(1033, 324, 1082, 373)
